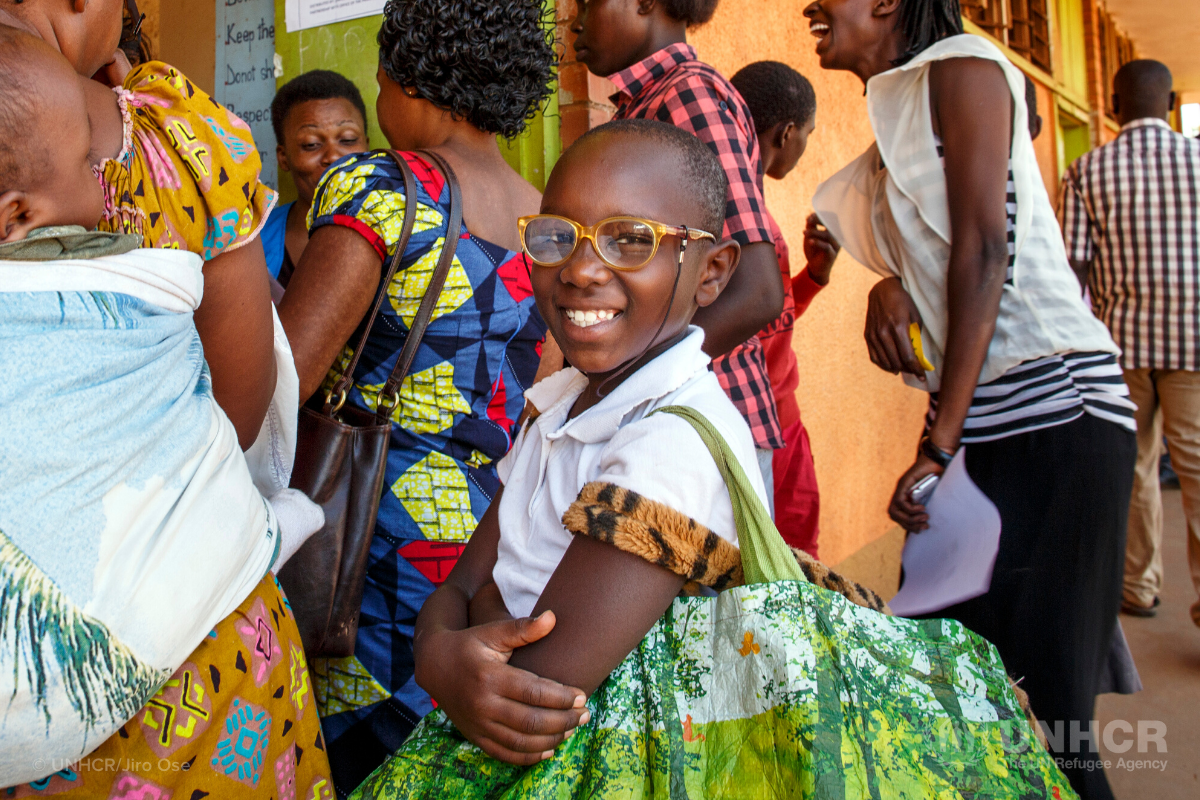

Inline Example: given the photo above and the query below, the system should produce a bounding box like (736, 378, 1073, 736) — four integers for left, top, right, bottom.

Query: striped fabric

(923, 145, 1133, 442)
(1005, 168, 1017, 282)
(933, 136, 1133, 441)
(1058, 118, 1200, 370)
(928, 351, 1136, 443)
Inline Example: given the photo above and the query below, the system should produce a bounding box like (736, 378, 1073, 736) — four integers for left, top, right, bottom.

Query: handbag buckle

(325, 388, 348, 415)
(376, 390, 401, 418)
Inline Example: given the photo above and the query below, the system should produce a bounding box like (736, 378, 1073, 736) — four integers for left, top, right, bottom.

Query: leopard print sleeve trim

(561, 482, 744, 591)
(789, 547, 892, 615)
(562, 481, 894, 615)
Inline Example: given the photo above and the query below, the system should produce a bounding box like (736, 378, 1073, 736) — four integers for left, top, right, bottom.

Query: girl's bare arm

(509, 536, 686, 695)
(414, 492, 590, 765)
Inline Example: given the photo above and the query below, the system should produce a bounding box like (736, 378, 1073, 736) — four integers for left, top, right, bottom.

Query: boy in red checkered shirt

(731, 61, 840, 557)
(570, 0, 787, 507)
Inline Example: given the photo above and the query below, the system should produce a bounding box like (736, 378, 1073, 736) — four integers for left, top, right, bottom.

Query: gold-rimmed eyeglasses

(518, 214, 716, 272)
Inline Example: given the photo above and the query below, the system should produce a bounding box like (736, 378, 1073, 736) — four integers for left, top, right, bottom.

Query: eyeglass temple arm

(663, 224, 715, 241)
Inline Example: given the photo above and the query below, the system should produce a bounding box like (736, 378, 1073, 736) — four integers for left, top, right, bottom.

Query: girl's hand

(802, 213, 840, 285)
(865, 277, 927, 380)
(888, 454, 944, 532)
(416, 611, 589, 766)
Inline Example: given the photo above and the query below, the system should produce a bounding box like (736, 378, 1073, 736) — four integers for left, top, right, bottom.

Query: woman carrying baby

(0, 20, 330, 800)
(1, 0, 279, 452)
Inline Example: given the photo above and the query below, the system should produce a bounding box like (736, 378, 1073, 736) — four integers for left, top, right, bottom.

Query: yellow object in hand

(908, 322, 935, 371)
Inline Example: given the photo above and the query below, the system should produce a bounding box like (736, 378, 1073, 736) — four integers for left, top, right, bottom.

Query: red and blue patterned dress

(305, 151, 545, 792)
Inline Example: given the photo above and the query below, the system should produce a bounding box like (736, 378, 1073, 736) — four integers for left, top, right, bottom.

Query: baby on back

(0, 26, 108, 244)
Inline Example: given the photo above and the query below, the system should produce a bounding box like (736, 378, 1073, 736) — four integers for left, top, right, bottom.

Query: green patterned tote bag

(352, 407, 1075, 799)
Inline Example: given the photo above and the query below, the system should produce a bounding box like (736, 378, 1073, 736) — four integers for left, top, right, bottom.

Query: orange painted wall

(689, 2, 929, 565)
(158, 0, 215, 95)
(1030, 79, 1061, 196)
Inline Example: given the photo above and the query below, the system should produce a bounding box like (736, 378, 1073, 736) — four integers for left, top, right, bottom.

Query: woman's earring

(404, 88, 419, 98)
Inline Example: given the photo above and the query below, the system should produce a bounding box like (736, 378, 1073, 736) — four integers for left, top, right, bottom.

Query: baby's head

(523, 119, 738, 375)
(0, 26, 104, 243)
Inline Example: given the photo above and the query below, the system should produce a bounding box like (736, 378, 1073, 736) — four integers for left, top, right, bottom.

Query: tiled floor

(1097, 489, 1200, 798)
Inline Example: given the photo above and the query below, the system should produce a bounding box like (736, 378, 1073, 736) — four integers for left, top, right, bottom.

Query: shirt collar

(607, 43, 697, 105)
(524, 327, 711, 445)
(1120, 117, 1173, 134)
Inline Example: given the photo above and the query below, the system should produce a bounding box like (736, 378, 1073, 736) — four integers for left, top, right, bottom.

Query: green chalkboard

(272, 0, 559, 205)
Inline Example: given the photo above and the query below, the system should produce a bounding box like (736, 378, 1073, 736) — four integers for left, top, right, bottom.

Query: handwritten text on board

(215, 0, 279, 189)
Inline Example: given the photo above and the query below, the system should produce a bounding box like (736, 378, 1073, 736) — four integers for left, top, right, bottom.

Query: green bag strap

(654, 406, 806, 586)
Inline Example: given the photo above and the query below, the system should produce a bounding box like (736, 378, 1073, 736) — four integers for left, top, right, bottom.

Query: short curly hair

(271, 70, 367, 144)
(662, 0, 720, 26)
(730, 62, 816, 135)
(377, 0, 556, 138)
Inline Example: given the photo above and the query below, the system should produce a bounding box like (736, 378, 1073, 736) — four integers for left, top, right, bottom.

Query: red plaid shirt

(610, 43, 783, 449)
(758, 213, 825, 430)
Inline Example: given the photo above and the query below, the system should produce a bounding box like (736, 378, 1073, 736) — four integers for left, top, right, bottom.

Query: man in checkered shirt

(570, 0, 786, 508)
(1057, 60, 1200, 627)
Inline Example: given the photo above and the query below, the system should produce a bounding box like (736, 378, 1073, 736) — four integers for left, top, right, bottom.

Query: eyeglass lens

(524, 218, 658, 269)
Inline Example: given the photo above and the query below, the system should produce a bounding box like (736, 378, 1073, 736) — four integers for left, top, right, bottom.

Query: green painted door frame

(272, 0, 559, 204)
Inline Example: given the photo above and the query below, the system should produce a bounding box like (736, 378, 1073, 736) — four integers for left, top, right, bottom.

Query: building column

(1080, 0, 1109, 148)
(555, 0, 615, 149)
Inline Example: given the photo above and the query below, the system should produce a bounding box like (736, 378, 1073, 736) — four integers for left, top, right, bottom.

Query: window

(1183, 104, 1200, 140)
(961, 0, 1052, 74)
(961, 0, 1006, 40)
(1008, 0, 1051, 72)
(1097, 8, 1136, 120)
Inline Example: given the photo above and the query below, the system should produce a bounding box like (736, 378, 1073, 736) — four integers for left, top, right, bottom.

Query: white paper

(285, 0, 386, 32)
(888, 450, 1002, 617)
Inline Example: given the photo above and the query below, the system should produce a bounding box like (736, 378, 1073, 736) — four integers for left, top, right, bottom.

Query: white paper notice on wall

(285, 0, 387, 32)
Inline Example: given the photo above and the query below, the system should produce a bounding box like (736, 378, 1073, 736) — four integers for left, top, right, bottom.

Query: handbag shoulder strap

(374, 148, 464, 423)
(326, 150, 419, 413)
(653, 405, 805, 586)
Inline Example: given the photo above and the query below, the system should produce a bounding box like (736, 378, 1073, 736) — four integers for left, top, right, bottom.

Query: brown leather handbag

(279, 149, 463, 657)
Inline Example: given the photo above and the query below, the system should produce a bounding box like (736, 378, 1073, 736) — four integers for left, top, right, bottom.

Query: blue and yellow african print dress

(305, 151, 545, 792)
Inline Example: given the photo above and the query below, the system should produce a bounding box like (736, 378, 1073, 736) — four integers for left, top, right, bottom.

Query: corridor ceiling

(1105, 0, 1200, 94)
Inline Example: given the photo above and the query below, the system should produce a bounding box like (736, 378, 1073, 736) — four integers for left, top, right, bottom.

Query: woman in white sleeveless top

(806, 2, 1136, 798)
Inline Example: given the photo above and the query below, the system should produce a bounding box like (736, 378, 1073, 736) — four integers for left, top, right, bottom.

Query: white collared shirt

(493, 327, 767, 619)
(814, 34, 1118, 394)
